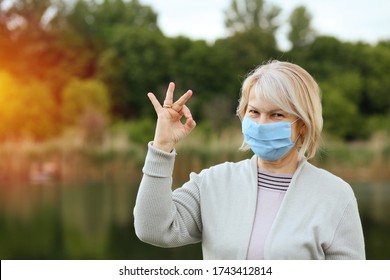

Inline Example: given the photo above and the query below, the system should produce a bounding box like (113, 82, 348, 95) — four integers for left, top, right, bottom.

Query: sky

(140, 0, 390, 50)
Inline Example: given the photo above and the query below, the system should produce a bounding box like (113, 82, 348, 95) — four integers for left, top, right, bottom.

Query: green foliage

(57, 0, 164, 119)
(384, 141, 390, 162)
(61, 78, 110, 125)
(321, 83, 366, 140)
(96, 27, 170, 118)
(224, 0, 281, 34)
(0, 0, 389, 142)
(61, 78, 110, 145)
(167, 36, 239, 121)
(362, 43, 390, 114)
(316, 143, 375, 168)
(0, 71, 59, 140)
(66, 0, 160, 46)
(367, 114, 390, 134)
(126, 118, 156, 145)
(288, 6, 315, 49)
(0, 0, 92, 95)
(215, 28, 280, 76)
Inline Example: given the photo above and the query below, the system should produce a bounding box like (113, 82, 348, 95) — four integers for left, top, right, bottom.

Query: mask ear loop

(291, 118, 300, 125)
(291, 118, 301, 145)
(294, 134, 301, 145)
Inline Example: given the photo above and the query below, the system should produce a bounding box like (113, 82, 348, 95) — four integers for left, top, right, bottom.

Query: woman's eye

(248, 110, 259, 115)
(272, 113, 284, 118)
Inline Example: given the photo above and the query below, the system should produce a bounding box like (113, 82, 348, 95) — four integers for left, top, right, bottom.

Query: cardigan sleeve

(325, 198, 366, 260)
(133, 142, 202, 247)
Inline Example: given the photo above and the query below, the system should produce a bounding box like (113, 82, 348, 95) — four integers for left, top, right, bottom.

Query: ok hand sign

(147, 82, 196, 152)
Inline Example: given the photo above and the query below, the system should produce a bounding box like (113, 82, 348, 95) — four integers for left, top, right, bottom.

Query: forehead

(248, 87, 282, 111)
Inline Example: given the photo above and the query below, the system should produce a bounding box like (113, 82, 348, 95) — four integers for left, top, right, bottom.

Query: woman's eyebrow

(248, 103, 285, 114)
(247, 104, 258, 110)
(268, 109, 285, 114)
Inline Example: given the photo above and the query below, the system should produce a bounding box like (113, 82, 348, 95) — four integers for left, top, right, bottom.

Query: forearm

(325, 199, 366, 260)
(133, 142, 201, 247)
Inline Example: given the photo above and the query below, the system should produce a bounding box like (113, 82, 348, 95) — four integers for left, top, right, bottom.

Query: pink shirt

(246, 170, 293, 259)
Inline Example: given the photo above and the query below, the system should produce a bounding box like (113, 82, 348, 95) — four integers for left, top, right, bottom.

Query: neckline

(258, 168, 293, 178)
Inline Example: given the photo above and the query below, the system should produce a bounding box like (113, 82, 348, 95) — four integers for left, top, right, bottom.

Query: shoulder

(189, 156, 256, 186)
(297, 161, 355, 198)
(204, 156, 255, 176)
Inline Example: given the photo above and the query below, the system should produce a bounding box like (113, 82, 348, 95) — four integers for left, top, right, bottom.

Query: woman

(133, 60, 365, 259)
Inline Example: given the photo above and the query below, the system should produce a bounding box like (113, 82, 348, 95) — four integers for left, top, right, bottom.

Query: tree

(0, 0, 66, 36)
(61, 78, 110, 125)
(61, 78, 111, 144)
(320, 72, 368, 140)
(0, 71, 59, 140)
(65, 0, 165, 119)
(224, 0, 281, 35)
(362, 43, 390, 115)
(321, 81, 366, 140)
(0, 0, 96, 100)
(167, 36, 237, 123)
(65, 0, 160, 45)
(96, 27, 171, 119)
(288, 6, 315, 50)
(215, 28, 280, 77)
(301, 36, 353, 78)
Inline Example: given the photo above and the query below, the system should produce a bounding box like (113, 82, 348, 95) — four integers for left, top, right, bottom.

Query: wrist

(152, 141, 174, 153)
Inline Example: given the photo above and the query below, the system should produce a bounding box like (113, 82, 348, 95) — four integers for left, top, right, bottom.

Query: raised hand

(147, 82, 196, 152)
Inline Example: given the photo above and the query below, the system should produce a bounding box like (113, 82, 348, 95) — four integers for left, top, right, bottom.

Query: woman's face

(245, 88, 302, 142)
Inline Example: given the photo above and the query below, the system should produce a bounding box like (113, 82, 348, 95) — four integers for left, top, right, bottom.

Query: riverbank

(0, 127, 388, 184)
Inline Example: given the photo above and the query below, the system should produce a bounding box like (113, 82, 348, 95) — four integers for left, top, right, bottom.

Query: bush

(127, 118, 155, 144)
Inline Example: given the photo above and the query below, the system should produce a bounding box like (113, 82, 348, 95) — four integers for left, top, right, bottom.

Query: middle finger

(163, 82, 175, 107)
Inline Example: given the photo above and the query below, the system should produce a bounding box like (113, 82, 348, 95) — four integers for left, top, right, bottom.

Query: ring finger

(171, 89, 193, 111)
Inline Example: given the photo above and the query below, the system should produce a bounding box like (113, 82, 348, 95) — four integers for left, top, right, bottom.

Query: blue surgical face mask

(241, 116, 299, 161)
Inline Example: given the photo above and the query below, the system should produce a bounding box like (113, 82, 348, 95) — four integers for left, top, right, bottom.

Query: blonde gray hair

(237, 60, 323, 160)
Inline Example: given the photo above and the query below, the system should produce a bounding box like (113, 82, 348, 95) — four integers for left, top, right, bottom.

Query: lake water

(0, 179, 389, 259)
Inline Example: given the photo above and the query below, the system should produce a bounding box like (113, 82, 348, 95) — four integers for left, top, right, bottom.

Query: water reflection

(0, 180, 388, 259)
(0, 179, 202, 260)
(352, 182, 390, 260)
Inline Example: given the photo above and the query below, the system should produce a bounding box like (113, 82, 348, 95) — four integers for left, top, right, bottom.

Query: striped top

(247, 170, 293, 260)
(257, 170, 292, 191)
